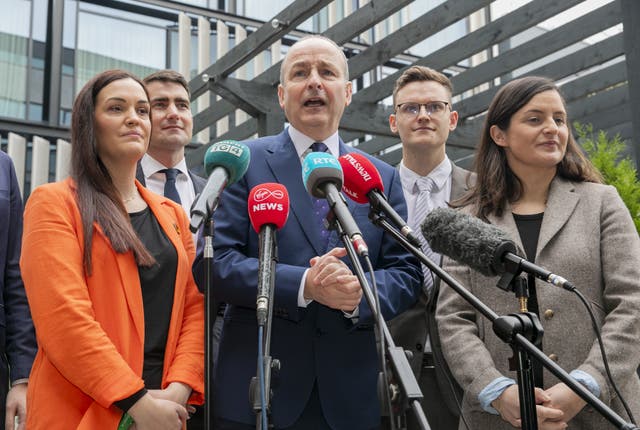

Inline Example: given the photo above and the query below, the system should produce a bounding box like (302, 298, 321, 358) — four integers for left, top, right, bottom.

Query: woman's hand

(147, 382, 195, 414)
(127, 393, 187, 430)
(492, 384, 566, 429)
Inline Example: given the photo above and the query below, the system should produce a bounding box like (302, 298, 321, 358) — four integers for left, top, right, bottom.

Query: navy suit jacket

(199, 130, 422, 429)
(0, 152, 36, 395)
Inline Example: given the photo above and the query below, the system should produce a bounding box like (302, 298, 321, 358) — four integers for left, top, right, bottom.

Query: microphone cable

(571, 288, 636, 424)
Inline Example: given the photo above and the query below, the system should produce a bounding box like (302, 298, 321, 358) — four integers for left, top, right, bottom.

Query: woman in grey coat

(437, 76, 640, 430)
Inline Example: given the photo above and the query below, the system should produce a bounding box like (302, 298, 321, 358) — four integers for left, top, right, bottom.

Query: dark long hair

(455, 76, 602, 220)
(71, 69, 154, 275)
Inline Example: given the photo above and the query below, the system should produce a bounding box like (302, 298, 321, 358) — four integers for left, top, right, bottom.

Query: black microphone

(190, 140, 250, 233)
(421, 207, 575, 291)
(302, 152, 369, 257)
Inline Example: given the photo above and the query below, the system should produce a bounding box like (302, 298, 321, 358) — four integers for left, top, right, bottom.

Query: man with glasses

(385, 66, 474, 429)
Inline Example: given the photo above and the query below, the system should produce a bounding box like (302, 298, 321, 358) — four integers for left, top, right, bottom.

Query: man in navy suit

(0, 151, 36, 429)
(196, 35, 422, 429)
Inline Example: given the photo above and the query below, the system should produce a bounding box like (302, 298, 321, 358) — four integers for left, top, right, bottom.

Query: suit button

(415, 343, 422, 351)
(548, 353, 558, 362)
(544, 309, 554, 320)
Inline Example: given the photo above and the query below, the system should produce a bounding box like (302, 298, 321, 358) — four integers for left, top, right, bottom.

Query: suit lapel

(450, 163, 473, 201)
(487, 177, 579, 259)
(189, 170, 207, 194)
(536, 177, 579, 257)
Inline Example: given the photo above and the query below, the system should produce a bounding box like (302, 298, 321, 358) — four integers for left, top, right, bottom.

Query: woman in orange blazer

(20, 70, 204, 430)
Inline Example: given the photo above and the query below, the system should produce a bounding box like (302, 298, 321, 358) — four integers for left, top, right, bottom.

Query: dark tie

(161, 168, 182, 204)
(309, 142, 330, 251)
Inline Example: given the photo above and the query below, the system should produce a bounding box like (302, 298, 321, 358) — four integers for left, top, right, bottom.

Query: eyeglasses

(395, 101, 450, 117)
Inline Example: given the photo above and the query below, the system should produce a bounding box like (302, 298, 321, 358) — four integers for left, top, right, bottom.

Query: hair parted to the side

(71, 69, 155, 275)
(454, 75, 602, 220)
(279, 35, 349, 85)
(143, 69, 190, 98)
(392, 66, 453, 106)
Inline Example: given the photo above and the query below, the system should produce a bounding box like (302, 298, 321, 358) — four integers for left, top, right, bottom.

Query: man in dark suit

(137, 70, 207, 430)
(195, 35, 422, 429)
(0, 151, 37, 430)
(137, 70, 206, 207)
(385, 66, 473, 430)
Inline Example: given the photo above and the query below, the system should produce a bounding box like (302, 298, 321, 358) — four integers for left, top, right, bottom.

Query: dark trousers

(381, 354, 459, 430)
(215, 382, 378, 430)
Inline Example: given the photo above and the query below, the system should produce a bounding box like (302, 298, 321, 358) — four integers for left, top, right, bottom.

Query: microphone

(421, 207, 575, 291)
(190, 140, 251, 232)
(248, 183, 290, 326)
(301, 152, 369, 256)
(338, 152, 421, 248)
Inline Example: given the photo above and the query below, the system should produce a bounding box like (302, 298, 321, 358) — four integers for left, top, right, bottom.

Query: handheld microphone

(190, 140, 251, 232)
(248, 183, 290, 326)
(301, 152, 369, 256)
(421, 207, 575, 291)
(339, 152, 421, 248)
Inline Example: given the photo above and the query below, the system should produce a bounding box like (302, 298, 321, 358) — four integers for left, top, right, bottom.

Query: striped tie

(411, 176, 440, 294)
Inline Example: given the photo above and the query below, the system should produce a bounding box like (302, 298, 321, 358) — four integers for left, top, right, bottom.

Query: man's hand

(5, 383, 27, 430)
(304, 247, 362, 312)
(492, 384, 566, 429)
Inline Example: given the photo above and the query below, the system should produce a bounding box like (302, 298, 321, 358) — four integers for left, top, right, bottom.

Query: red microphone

(339, 153, 421, 247)
(248, 183, 290, 232)
(247, 183, 289, 325)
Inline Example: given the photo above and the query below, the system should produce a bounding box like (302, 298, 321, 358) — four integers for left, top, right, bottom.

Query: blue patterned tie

(161, 168, 182, 204)
(310, 142, 330, 251)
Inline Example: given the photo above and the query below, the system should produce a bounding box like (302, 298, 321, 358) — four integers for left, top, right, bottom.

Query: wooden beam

(347, 0, 491, 80)
(355, 0, 584, 103)
(189, 0, 332, 99)
(451, 1, 621, 95)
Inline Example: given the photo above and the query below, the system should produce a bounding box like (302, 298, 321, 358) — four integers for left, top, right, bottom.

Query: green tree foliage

(575, 122, 640, 233)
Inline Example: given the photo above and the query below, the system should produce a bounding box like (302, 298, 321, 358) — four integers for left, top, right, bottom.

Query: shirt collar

(141, 153, 189, 179)
(288, 125, 340, 159)
(400, 156, 452, 195)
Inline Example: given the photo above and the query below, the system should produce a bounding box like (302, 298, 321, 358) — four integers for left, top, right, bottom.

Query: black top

(513, 211, 544, 387)
(129, 206, 177, 390)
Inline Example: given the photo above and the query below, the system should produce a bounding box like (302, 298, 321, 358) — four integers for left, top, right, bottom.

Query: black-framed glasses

(395, 101, 450, 117)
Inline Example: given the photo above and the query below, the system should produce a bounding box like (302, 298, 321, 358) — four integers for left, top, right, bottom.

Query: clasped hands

(304, 247, 362, 313)
(127, 382, 193, 430)
(492, 383, 588, 429)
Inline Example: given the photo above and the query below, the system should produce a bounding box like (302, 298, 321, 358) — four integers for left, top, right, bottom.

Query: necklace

(122, 190, 138, 204)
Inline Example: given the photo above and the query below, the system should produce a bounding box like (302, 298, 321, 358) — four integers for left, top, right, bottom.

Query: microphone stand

(369, 212, 639, 430)
(250, 227, 280, 430)
(201, 217, 215, 430)
(327, 215, 431, 430)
